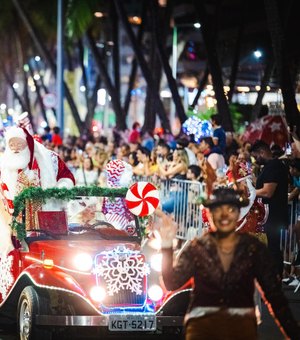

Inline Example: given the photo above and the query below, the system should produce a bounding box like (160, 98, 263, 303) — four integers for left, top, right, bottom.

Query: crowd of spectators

(1, 118, 300, 283)
(21, 121, 299, 205)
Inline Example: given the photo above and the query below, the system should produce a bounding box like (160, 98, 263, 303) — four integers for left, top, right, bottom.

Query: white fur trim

(33, 141, 57, 189)
(1, 169, 18, 199)
(5, 126, 27, 141)
(239, 178, 256, 221)
(0, 205, 14, 256)
(24, 169, 36, 181)
(57, 178, 74, 188)
(236, 175, 252, 183)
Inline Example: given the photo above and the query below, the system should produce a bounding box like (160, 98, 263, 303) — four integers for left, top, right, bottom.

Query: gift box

(37, 211, 68, 234)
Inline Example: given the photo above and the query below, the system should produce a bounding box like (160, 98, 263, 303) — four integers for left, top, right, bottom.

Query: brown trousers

(185, 311, 257, 340)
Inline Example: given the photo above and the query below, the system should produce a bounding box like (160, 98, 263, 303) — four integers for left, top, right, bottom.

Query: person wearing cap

(156, 187, 300, 339)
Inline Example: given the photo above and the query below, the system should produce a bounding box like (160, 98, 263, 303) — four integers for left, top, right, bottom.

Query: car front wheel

(17, 286, 52, 340)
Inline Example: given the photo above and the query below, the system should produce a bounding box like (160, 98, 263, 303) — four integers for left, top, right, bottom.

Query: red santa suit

(0, 126, 74, 256)
(0, 126, 75, 238)
(0, 126, 75, 214)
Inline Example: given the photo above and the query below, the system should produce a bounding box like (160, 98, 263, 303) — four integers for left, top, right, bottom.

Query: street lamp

(254, 49, 262, 59)
(56, 0, 64, 137)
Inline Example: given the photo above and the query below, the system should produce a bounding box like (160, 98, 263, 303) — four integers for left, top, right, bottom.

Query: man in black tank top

(251, 140, 289, 277)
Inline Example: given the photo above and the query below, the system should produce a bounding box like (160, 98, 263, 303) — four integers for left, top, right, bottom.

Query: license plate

(108, 314, 156, 331)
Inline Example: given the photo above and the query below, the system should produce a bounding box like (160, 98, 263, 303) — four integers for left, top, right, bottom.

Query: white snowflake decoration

(0, 255, 14, 299)
(93, 246, 150, 296)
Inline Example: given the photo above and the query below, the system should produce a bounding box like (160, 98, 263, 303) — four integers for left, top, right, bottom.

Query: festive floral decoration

(182, 116, 213, 143)
(93, 246, 150, 296)
(226, 161, 252, 183)
(11, 186, 127, 240)
(0, 255, 14, 299)
(236, 198, 268, 234)
(125, 182, 160, 216)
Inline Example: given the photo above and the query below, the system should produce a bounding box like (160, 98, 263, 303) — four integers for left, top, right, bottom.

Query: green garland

(11, 186, 127, 240)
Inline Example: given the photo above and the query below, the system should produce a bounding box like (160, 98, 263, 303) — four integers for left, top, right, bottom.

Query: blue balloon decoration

(182, 117, 213, 143)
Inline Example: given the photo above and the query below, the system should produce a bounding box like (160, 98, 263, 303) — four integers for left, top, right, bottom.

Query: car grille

(94, 247, 149, 308)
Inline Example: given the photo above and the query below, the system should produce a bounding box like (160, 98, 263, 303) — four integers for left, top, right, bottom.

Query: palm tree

(11, 0, 85, 133)
(113, 0, 171, 133)
(264, 0, 300, 138)
(193, 0, 234, 132)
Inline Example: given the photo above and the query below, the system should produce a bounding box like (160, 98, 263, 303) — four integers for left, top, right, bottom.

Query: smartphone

(286, 143, 292, 156)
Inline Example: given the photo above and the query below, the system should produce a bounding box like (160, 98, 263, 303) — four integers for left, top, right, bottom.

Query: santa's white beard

(2, 146, 31, 170)
(0, 146, 31, 198)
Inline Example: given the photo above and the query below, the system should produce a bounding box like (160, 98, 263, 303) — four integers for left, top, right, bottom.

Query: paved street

(1, 285, 299, 339)
(258, 285, 300, 340)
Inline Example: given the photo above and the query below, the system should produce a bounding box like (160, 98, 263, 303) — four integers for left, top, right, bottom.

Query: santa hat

(4, 126, 57, 188)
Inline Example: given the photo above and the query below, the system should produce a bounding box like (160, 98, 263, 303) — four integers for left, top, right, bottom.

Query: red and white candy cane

(125, 182, 160, 216)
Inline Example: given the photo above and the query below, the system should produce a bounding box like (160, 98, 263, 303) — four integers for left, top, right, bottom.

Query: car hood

(25, 239, 141, 267)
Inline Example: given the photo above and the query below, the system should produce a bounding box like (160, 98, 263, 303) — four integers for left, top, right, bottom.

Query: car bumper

(36, 315, 184, 327)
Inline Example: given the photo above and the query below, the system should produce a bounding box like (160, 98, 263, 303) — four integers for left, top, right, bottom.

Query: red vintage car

(0, 186, 190, 339)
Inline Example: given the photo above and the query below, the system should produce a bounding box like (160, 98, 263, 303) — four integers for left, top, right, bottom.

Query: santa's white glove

(154, 210, 178, 249)
(57, 178, 74, 189)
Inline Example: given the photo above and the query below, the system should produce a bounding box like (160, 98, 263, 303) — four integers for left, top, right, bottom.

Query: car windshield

(32, 196, 140, 239)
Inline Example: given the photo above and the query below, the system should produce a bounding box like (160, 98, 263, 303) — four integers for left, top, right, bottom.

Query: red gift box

(37, 211, 68, 234)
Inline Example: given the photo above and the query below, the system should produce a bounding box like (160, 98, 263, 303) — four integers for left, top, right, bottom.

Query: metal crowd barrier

(133, 176, 299, 264)
(281, 200, 299, 266)
(160, 179, 204, 240)
(133, 176, 205, 240)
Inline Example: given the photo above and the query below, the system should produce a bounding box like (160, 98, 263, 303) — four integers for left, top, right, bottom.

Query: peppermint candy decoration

(125, 182, 160, 216)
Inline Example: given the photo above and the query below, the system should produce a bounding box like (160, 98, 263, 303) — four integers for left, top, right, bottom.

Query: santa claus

(0, 126, 75, 254)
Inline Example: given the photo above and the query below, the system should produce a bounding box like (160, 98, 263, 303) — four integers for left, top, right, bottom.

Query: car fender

(20, 263, 87, 297)
(1, 263, 101, 316)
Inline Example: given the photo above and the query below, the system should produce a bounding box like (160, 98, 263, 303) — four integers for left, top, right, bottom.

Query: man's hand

(154, 210, 177, 248)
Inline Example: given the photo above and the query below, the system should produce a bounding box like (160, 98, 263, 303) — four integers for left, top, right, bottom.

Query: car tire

(17, 286, 52, 340)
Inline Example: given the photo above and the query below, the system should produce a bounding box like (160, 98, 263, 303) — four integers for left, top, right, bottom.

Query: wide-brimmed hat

(203, 187, 249, 209)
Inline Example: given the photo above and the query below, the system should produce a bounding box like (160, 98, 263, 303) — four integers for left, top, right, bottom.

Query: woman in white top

(74, 156, 99, 186)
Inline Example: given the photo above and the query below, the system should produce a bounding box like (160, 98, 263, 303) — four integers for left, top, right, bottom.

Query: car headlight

(148, 284, 163, 302)
(74, 253, 93, 272)
(150, 253, 162, 272)
(90, 286, 106, 302)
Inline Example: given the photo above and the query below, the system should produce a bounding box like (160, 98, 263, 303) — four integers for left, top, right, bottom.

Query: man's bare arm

(256, 182, 277, 198)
